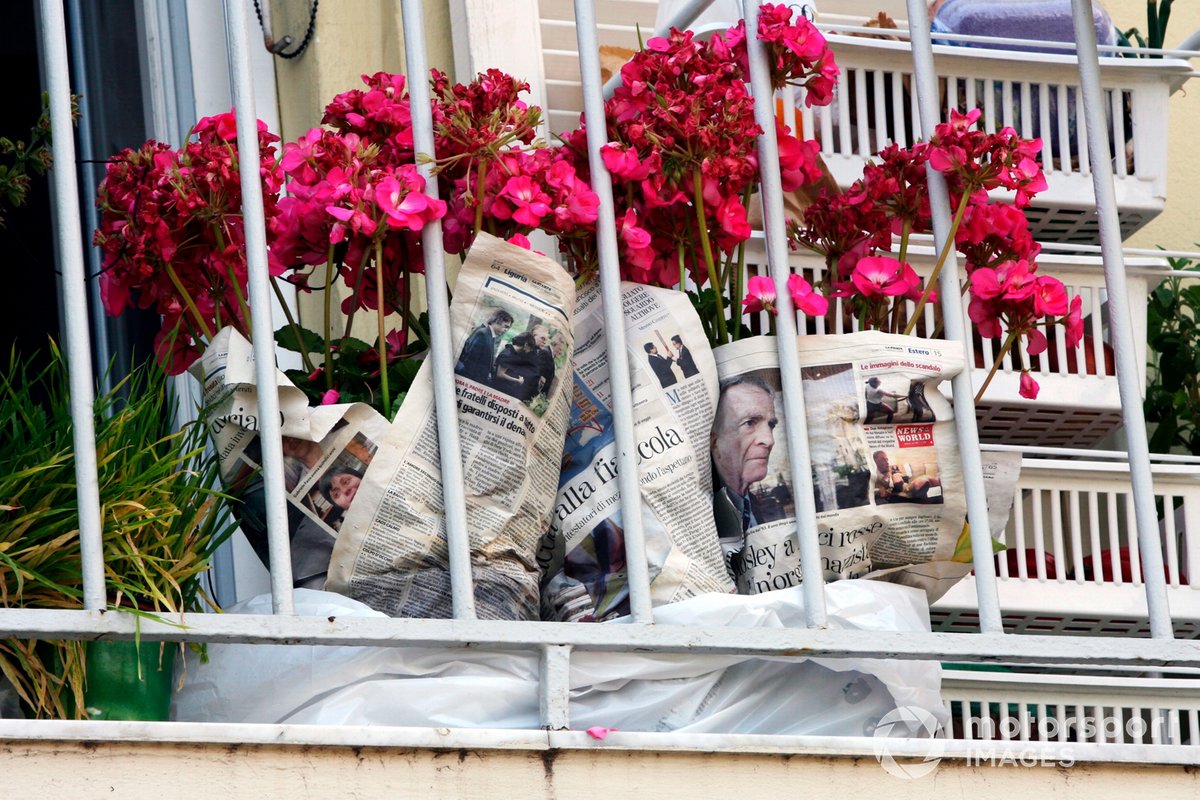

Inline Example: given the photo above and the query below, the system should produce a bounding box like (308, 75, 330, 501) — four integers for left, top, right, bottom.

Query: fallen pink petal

(586, 727, 617, 740)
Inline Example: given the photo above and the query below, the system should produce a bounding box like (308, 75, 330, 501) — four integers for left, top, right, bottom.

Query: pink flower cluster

(790, 108, 1076, 398)
(96, 68, 600, 390)
(561, 4, 836, 305)
(95, 112, 283, 373)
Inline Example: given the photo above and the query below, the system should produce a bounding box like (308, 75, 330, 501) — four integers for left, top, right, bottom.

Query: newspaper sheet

(711, 331, 971, 601)
(538, 281, 735, 621)
(190, 327, 392, 588)
(326, 234, 576, 619)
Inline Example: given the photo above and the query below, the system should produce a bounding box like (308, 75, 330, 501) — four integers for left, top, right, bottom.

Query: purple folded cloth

(932, 0, 1117, 54)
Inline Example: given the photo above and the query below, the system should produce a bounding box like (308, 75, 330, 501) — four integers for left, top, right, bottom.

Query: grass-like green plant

(0, 343, 236, 718)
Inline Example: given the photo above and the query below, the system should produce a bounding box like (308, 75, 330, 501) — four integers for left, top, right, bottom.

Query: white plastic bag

(173, 582, 944, 734)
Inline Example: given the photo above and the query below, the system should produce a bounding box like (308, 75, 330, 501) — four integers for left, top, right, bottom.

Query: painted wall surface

(1105, 0, 1200, 251)
(3, 741, 1199, 799)
(265, 0, 452, 330)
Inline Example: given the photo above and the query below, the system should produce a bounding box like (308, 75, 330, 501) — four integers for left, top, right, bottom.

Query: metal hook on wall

(252, 0, 319, 60)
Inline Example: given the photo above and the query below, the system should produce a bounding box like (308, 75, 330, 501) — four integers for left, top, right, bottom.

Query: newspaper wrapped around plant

(711, 330, 982, 601)
(538, 281, 735, 622)
(326, 234, 575, 619)
(190, 328, 392, 588)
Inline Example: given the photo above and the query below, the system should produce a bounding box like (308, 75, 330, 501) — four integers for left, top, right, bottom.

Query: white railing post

(36, 0, 107, 611)
(1069, 0, 1172, 639)
(904, 0, 1005, 633)
(223, 0, 294, 614)
(574, 0, 655, 623)
(401, 0, 478, 620)
(743, 1, 829, 628)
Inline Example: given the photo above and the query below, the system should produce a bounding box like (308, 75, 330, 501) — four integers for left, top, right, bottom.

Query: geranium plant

(95, 70, 599, 421)
(557, 3, 837, 345)
(788, 108, 1082, 401)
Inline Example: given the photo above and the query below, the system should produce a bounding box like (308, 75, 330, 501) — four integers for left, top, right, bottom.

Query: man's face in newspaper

(712, 383, 777, 496)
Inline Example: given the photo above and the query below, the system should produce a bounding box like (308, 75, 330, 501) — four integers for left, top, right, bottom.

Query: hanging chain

(252, 0, 319, 60)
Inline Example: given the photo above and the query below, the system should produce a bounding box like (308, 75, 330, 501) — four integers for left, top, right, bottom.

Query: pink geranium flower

(1019, 371, 1040, 400)
(851, 256, 914, 297)
(1064, 295, 1084, 348)
(788, 273, 828, 316)
(743, 275, 778, 314)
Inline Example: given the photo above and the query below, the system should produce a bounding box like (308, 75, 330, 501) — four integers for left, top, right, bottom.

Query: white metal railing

(11, 0, 1200, 757)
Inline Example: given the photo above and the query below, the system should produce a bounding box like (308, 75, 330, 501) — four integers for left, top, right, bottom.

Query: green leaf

(273, 325, 324, 356)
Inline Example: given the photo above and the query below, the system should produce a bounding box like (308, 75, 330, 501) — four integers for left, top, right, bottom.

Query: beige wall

(265, 0, 452, 330)
(5, 740, 1200, 799)
(1105, 0, 1200, 251)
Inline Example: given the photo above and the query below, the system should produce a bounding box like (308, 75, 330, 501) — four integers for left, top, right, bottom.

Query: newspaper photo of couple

(455, 300, 568, 415)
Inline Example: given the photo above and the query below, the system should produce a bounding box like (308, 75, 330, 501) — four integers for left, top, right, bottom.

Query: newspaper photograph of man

(644, 341, 678, 388)
(872, 448, 943, 505)
(455, 306, 513, 385)
(711, 375, 791, 532)
(671, 334, 700, 378)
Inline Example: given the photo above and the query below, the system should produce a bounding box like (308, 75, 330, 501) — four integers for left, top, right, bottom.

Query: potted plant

(0, 344, 236, 719)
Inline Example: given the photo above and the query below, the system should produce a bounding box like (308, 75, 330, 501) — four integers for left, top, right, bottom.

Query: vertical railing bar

(1075, 84, 1091, 175)
(1086, 490, 1102, 585)
(223, 0, 294, 614)
(1050, 489, 1067, 583)
(1031, 490, 1046, 582)
(837, 68, 853, 155)
(401, 0, 478, 620)
(1164, 496, 1180, 586)
(892, 71, 907, 147)
(854, 68, 869, 155)
(1057, 84, 1072, 174)
(538, 644, 573, 730)
(37, 0, 106, 611)
(1070, 0, 1172, 639)
(872, 70, 887, 152)
(65, 1, 112, 395)
(1069, 489, 1085, 581)
(1038, 82, 1052, 173)
(744, 0, 827, 628)
(1106, 492, 1122, 585)
(1111, 90, 1128, 177)
(575, 0, 655, 623)
(904, 0, 1003, 633)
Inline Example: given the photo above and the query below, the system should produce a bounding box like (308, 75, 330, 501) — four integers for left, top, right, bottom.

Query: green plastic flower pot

(83, 639, 176, 721)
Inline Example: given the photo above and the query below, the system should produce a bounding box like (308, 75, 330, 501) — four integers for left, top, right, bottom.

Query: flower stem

(374, 239, 391, 420)
(677, 241, 687, 292)
(974, 327, 1020, 403)
(342, 250, 371, 343)
(692, 168, 727, 345)
(472, 160, 488, 239)
(164, 264, 214, 341)
(732, 240, 747, 341)
(270, 276, 315, 373)
(212, 224, 253, 336)
(323, 247, 335, 390)
(903, 190, 971, 336)
(891, 220, 913, 334)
